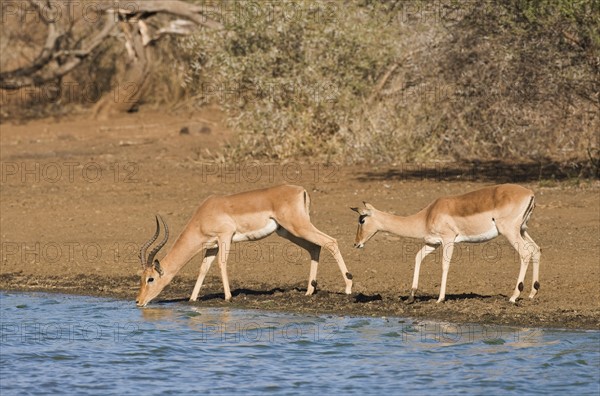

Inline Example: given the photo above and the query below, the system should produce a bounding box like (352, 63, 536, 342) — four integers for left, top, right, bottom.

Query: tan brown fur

(137, 185, 352, 306)
(352, 184, 540, 303)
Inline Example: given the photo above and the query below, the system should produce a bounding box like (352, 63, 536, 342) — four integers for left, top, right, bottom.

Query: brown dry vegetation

(181, 0, 599, 169)
(2, 1, 598, 168)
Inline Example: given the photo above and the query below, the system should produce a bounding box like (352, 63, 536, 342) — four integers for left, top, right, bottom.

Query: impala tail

(521, 196, 535, 232)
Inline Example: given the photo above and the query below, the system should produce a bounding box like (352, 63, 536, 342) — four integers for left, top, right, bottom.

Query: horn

(146, 214, 169, 267)
(139, 215, 161, 267)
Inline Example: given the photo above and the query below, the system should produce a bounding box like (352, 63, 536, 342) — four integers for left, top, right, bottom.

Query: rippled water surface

(1, 292, 599, 395)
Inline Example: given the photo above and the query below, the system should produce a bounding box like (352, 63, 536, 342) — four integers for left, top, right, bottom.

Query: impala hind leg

(276, 228, 321, 295)
(523, 231, 541, 299)
(505, 232, 534, 303)
(407, 244, 437, 304)
(190, 248, 218, 302)
(281, 221, 352, 294)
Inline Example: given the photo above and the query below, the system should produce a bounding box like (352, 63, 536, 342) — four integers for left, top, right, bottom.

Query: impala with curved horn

(351, 184, 541, 304)
(139, 215, 169, 280)
(136, 185, 353, 307)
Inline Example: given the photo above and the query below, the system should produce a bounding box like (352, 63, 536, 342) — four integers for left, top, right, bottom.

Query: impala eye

(148, 277, 155, 284)
(359, 215, 367, 224)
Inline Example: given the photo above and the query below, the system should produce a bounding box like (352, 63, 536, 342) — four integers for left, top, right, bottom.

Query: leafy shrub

(182, 1, 409, 161)
(181, 0, 598, 170)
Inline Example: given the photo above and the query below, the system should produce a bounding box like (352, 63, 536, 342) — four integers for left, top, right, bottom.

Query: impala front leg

(407, 244, 437, 304)
(217, 236, 233, 301)
(190, 248, 218, 302)
(437, 241, 454, 303)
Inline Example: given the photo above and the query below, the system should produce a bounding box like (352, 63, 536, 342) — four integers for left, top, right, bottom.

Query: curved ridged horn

(146, 214, 169, 267)
(139, 216, 161, 267)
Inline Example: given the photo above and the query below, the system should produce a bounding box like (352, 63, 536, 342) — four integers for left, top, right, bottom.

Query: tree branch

(0, 0, 221, 90)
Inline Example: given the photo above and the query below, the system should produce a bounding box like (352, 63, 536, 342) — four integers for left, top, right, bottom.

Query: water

(1, 292, 599, 395)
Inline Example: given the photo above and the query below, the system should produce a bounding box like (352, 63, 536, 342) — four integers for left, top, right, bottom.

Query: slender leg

(306, 246, 321, 295)
(407, 244, 437, 303)
(217, 236, 233, 301)
(189, 248, 218, 301)
(505, 232, 533, 303)
(437, 241, 455, 303)
(523, 231, 541, 299)
(279, 220, 353, 294)
(276, 228, 321, 295)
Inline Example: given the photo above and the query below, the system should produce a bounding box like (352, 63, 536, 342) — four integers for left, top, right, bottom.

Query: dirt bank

(1, 110, 599, 330)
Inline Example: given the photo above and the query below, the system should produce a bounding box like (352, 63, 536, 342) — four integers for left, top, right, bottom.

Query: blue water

(1, 292, 599, 395)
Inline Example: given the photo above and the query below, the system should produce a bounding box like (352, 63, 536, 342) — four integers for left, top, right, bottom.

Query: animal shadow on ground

(153, 288, 287, 304)
(355, 160, 594, 183)
(154, 297, 190, 305)
(354, 293, 383, 303)
(199, 287, 287, 301)
(402, 293, 495, 304)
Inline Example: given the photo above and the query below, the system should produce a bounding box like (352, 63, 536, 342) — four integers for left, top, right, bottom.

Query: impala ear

(153, 260, 164, 277)
(351, 206, 371, 216)
(363, 202, 375, 211)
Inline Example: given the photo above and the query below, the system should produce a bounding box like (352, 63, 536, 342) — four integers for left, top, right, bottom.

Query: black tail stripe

(522, 196, 535, 225)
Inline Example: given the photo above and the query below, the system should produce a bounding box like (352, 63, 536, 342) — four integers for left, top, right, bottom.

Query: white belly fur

(232, 219, 278, 242)
(455, 221, 499, 243)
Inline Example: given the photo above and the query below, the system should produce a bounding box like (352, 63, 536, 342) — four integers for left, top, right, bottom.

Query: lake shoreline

(2, 273, 598, 331)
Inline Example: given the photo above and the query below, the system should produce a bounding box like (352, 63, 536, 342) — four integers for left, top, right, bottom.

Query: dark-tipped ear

(363, 202, 375, 210)
(153, 259, 164, 277)
(352, 206, 371, 216)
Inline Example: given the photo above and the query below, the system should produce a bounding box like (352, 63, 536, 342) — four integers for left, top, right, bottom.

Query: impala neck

(158, 231, 200, 281)
(377, 210, 426, 239)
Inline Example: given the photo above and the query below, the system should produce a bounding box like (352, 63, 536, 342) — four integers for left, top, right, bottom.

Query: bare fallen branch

(0, 0, 221, 90)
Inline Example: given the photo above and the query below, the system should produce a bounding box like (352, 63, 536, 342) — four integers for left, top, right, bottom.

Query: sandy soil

(1, 109, 599, 329)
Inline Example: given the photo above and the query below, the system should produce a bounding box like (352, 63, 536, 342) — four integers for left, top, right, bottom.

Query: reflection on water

(1, 292, 599, 395)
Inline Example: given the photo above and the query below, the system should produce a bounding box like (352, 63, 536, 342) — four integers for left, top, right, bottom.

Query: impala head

(350, 202, 379, 248)
(136, 215, 170, 307)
